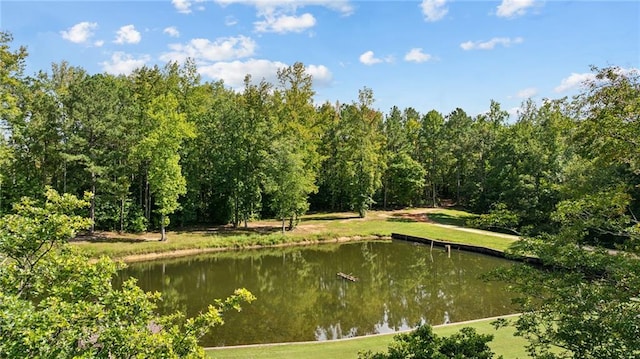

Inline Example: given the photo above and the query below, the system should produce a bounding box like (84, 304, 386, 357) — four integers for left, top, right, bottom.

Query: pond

(116, 240, 516, 347)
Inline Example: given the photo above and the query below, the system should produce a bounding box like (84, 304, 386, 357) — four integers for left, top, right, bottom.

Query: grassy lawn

(72, 208, 517, 259)
(205, 315, 530, 359)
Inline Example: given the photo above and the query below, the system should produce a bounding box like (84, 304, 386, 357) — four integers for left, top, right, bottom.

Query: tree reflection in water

(116, 240, 516, 346)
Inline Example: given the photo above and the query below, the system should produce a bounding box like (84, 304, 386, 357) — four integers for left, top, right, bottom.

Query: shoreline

(115, 235, 389, 263)
(205, 313, 522, 351)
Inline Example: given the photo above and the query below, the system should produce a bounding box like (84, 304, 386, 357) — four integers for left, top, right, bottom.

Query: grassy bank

(72, 208, 518, 260)
(206, 315, 530, 359)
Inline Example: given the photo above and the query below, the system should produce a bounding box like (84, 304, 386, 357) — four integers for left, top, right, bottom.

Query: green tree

(266, 63, 321, 229)
(127, 65, 169, 225)
(442, 108, 474, 205)
(5, 72, 67, 201)
(0, 32, 26, 121)
(0, 189, 255, 358)
(574, 67, 640, 174)
(380, 106, 426, 208)
(0, 140, 12, 215)
(338, 88, 386, 217)
(265, 140, 316, 232)
(493, 67, 640, 358)
(313, 101, 341, 210)
(180, 81, 227, 225)
(418, 110, 449, 207)
(475, 99, 571, 233)
(0, 33, 24, 201)
(227, 77, 271, 228)
(358, 325, 499, 359)
(466, 101, 508, 212)
(133, 94, 194, 241)
(384, 153, 426, 207)
(65, 73, 128, 232)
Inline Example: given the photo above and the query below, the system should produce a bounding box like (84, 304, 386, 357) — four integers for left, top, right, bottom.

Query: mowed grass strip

(72, 208, 518, 259)
(205, 315, 530, 359)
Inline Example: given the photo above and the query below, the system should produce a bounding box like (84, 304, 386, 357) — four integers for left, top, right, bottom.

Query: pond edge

(391, 233, 541, 264)
(204, 313, 522, 351)
(116, 235, 388, 263)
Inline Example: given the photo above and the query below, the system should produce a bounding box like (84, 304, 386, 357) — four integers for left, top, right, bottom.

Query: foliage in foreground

(358, 325, 500, 359)
(492, 67, 640, 358)
(0, 189, 255, 358)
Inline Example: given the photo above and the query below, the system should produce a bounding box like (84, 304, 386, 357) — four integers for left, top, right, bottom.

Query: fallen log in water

(337, 272, 358, 282)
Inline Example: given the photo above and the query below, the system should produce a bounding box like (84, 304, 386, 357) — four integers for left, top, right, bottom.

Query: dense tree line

(1, 32, 638, 242)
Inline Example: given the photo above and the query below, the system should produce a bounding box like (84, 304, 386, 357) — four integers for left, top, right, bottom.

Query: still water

(117, 240, 516, 347)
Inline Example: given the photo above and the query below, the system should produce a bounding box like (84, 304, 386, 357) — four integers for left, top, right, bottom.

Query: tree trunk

(432, 181, 437, 208)
(90, 172, 96, 233)
(119, 197, 125, 233)
(144, 171, 151, 223)
(63, 161, 67, 193)
(233, 194, 239, 228)
(456, 166, 461, 204)
(383, 179, 388, 210)
(281, 217, 286, 234)
(160, 213, 167, 241)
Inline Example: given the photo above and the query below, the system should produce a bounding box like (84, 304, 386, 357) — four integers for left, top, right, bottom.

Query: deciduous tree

(0, 189, 255, 358)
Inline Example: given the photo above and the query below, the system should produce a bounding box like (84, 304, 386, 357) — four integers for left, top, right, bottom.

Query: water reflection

(116, 240, 515, 346)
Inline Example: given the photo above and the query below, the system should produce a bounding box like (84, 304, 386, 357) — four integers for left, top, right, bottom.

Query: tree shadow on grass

(174, 225, 283, 237)
(302, 214, 360, 222)
(387, 212, 429, 223)
(72, 232, 147, 243)
(427, 213, 469, 227)
(386, 217, 418, 223)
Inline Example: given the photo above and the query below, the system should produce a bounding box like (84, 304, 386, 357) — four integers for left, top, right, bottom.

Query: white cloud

(404, 48, 432, 63)
(172, 0, 192, 13)
(61, 22, 98, 44)
(114, 25, 141, 44)
(199, 59, 332, 89)
(255, 13, 316, 33)
(94, 40, 105, 47)
(160, 35, 257, 63)
(516, 87, 538, 98)
(554, 72, 596, 93)
(496, 0, 535, 18)
(100, 52, 150, 75)
(215, 0, 352, 33)
(199, 59, 287, 89)
(214, 0, 353, 16)
(554, 68, 639, 93)
(359, 51, 383, 65)
(460, 37, 523, 50)
(163, 26, 180, 38)
(421, 0, 448, 22)
(306, 64, 333, 86)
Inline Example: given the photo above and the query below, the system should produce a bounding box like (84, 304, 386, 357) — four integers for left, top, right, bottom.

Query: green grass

(205, 315, 531, 359)
(427, 209, 476, 226)
(72, 208, 517, 259)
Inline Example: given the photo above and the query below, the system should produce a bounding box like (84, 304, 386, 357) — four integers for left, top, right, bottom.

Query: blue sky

(2, 0, 639, 116)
